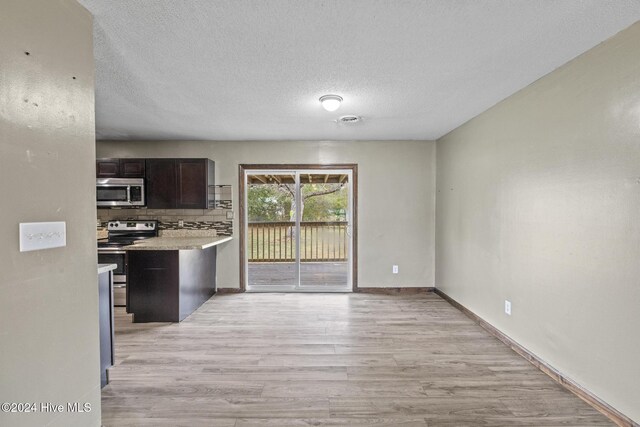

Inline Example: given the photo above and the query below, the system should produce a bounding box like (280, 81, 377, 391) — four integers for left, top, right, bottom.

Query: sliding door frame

(239, 163, 358, 292)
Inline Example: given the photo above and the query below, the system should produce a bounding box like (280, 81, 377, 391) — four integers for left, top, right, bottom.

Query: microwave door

(97, 186, 128, 203)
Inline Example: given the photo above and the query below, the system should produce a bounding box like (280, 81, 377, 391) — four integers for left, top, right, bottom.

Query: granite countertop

(124, 236, 233, 251)
(98, 263, 118, 274)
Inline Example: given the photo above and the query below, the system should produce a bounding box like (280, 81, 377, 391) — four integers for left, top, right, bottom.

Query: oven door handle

(98, 250, 127, 255)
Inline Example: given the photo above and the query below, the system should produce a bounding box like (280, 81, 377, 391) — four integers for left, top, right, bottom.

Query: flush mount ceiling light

(319, 94, 343, 112)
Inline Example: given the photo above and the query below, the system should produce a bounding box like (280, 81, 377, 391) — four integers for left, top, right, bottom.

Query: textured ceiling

(78, 0, 640, 141)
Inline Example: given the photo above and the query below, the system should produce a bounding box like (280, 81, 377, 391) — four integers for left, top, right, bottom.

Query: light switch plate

(19, 222, 66, 252)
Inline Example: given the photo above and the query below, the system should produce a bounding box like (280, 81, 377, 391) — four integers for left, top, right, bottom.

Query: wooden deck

(248, 262, 349, 287)
(102, 293, 612, 426)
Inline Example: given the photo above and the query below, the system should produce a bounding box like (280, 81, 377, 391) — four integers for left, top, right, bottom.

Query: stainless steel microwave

(96, 178, 145, 207)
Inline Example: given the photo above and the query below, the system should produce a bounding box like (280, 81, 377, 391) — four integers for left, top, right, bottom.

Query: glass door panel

(246, 172, 298, 289)
(299, 172, 350, 289)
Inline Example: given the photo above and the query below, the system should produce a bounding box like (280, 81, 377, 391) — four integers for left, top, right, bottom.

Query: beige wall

(0, 1, 100, 426)
(436, 22, 640, 422)
(97, 140, 436, 289)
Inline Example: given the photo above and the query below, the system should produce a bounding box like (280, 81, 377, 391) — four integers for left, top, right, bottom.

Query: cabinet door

(120, 159, 146, 177)
(146, 159, 177, 209)
(96, 159, 120, 177)
(176, 159, 207, 209)
(127, 251, 180, 322)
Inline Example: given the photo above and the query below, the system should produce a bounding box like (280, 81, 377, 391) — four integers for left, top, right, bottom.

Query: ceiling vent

(338, 115, 361, 124)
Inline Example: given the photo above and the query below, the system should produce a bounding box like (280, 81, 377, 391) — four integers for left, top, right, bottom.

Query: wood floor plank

(235, 418, 428, 426)
(328, 396, 514, 416)
(100, 418, 237, 427)
(261, 380, 428, 398)
(101, 292, 613, 426)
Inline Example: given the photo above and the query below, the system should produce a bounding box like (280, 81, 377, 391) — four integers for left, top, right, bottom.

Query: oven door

(97, 250, 127, 307)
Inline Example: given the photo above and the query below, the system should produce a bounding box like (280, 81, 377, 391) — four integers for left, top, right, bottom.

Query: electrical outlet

(178, 219, 184, 228)
(392, 265, 399, 274)
(226, 210, 234, 220)
(505, 300, 512, 316)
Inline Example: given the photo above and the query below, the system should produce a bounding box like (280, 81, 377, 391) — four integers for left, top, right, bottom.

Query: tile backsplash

(98, 185, 233, 236)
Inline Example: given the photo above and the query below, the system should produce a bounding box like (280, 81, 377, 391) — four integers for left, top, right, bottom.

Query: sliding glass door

(245, 169, 352, 292)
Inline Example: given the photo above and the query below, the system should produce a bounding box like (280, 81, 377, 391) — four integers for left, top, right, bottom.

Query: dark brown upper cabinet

(96, 158, 145, 178)
(120, 159, 146, 177)
(96, 158, 120, 177)
(146, 159, 215, 209)
(146, 159, 177, 209)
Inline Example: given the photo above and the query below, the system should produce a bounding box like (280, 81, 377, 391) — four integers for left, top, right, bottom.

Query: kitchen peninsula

(125, 233, 232, 323)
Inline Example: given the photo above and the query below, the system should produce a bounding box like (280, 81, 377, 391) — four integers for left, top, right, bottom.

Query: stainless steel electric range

(97, 220, 158, 307)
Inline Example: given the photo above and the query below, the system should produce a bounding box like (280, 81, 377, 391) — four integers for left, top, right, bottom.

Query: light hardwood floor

(102, 292, 613, 426)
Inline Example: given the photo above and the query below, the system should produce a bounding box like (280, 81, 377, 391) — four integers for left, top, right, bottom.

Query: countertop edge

(124, 236, 233, 251)
(98, 263, 118, 274)
(199, 236, 233, 249)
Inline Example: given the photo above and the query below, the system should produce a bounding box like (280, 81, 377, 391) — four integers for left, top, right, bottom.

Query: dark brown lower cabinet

(126, 247, 217, 323)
